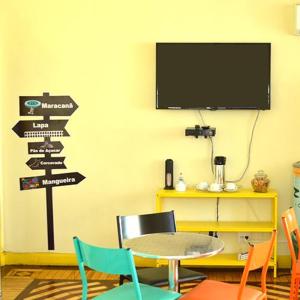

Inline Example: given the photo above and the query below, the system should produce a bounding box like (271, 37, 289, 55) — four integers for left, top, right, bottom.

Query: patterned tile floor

(0, 266, 296, 300)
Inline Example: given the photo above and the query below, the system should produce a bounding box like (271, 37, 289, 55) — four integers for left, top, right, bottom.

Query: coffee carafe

(214, 156, 226, 186)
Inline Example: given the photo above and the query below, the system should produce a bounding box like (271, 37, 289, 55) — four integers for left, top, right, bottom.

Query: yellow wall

(1, 0, 300, 255)
(0, 10, 4, 261)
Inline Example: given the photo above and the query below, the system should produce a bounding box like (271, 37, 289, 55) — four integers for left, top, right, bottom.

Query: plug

(238, 232, 250, 243)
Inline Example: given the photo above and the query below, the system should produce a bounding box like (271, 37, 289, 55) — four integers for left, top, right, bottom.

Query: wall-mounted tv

(156, 43, 271, 110)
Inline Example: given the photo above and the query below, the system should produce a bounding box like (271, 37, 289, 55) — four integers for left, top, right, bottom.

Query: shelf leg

(156, 193, 162, 212)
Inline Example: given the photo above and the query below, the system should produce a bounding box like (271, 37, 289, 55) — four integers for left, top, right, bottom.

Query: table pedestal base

(168, 259, 179, 291)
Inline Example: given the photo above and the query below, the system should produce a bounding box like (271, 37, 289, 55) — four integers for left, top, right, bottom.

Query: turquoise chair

(73, 237, 181, 300)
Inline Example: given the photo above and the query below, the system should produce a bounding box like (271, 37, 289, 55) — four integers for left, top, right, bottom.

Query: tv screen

(156, 43, 271, 110)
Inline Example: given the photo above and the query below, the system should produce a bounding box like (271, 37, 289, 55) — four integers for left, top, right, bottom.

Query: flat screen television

(156, 43, 271, 110)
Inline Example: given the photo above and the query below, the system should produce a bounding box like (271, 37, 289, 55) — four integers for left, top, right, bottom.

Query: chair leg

(119, 275, 124, 286)
(290, 270, 295, 300)
(290, 276, 298, 300)
(294, 278, 300, 300)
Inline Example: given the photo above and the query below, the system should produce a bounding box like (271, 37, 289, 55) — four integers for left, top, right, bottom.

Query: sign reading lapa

(12, 92, 85, 250)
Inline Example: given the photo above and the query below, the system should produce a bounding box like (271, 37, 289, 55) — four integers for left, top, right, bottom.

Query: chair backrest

(73, 236, 142, 300)
(116, 210, 176, 247)
(238, 230, 276, 299)
(281, 207, 300, 265)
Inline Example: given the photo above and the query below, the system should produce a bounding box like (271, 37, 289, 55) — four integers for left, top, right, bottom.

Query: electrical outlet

(238, 232, 250, 243)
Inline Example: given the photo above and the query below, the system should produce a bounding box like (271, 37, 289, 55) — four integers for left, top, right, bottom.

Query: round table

(123, 232, 224, 292)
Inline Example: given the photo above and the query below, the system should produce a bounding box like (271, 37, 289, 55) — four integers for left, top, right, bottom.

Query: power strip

(238, 252, 248, 261)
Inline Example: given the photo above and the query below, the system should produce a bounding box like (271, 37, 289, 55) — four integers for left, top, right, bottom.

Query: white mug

(225, 182, 237, 191)
(196, 181, 209, 191)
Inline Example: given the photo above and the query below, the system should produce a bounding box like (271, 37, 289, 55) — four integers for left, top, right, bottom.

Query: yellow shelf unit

(176, 221, 274, 232)
(156, 188, 278, 277)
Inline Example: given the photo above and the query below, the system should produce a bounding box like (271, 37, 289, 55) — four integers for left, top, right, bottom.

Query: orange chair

(281, 207, 300, 300)
(180, 230, 276, 300)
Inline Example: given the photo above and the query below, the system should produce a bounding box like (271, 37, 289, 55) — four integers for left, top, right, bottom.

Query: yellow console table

(156, 188, 278, 277)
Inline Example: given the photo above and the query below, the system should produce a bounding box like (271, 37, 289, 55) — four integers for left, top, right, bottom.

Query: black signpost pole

(44, 127, 55, 250)
(46, 186, 54, 250)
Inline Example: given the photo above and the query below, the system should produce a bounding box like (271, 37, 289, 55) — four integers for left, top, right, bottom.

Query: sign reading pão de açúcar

(28, 141, 64, 154)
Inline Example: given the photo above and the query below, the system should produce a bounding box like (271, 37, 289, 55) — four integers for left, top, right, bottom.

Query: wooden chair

(73, 236, 181, 300)
(116, 211, 207, 291)
(281, 207, 300, 300)
(179, 230, 276, 300)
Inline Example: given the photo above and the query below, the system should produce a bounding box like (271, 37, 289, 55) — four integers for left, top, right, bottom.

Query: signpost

(13, 92, 85, 250)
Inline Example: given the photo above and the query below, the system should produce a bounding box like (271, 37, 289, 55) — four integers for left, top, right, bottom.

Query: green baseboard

(0, 251, 291, 269)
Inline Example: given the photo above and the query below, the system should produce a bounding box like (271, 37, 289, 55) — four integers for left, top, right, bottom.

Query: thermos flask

(214, 156, 226, 186)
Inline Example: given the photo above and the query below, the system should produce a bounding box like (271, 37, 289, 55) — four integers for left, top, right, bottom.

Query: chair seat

(179, 280, 264, 300)
(135, 266, 207, 286)
(94, 282, 181, 300)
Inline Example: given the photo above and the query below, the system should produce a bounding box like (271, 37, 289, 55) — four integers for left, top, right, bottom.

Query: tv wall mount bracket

(185, 125, 216, 138)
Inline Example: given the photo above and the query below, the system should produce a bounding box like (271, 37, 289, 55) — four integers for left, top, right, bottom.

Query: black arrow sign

(28, 141, 64, 154)
(12, 120, 69, 138)
(20, 95, 78, 116)
(20, 172, 85, 190)
(26, 157, 66, 170)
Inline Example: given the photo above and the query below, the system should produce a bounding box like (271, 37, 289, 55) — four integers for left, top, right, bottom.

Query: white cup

(209, 183, 223, 192)
(196, 182, 209, 191)
(225, 182, 237, 191)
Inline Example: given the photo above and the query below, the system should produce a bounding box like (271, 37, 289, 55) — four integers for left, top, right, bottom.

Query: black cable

(198, 110, 215, 175)
(209, 136, 215, 175)
(197, 110, 206, 126)
(226, 110, 261, 183)
(217, 197, 219, 222)
(213, 197, 220, 238)
(197, 109, 261, 182)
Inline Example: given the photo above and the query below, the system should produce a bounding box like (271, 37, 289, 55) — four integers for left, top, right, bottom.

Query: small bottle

(175, 173, 186, 192)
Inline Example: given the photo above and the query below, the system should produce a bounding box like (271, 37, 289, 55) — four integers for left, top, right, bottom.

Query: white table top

(123, 232, 224, 260)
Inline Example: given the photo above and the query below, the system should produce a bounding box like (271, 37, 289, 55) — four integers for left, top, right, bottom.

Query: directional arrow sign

(20, 172, 85, 190)
(19, 95, 78, 116)
(12, 120, 69, 138)
(26, 157, 66, 170)
(28, 141, 64, 154)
